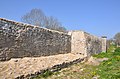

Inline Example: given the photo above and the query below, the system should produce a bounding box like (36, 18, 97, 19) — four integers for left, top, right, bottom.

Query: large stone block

(69, 31, 106, 57)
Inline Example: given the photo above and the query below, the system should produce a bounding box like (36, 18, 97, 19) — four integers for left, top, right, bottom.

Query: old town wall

(0, 18, 106, 61)
(0, 18, 71, 61)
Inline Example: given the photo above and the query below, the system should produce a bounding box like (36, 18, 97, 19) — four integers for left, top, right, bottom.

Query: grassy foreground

(33, 45, 120, 79)
(94, 46, 120, 79)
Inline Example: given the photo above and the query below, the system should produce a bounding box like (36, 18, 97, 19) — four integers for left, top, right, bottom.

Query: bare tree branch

(114, 32, 120, 46)
(21, 8, 46, 27)
(21, 8, 67, 32)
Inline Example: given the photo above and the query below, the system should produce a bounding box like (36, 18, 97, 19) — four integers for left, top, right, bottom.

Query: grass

(33, 45, 120, 79)
(33, 63, 98, 79)
(95, 46, 120, 79)
(97, 57, 120, 79)
(33, 70, 53, 79)
(93, 45, 116, 58)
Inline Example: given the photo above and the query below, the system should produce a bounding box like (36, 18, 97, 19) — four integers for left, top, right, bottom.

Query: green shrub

(113, 52, 120, 56)
(34, 70, 53, 79)
(114, 47, 120, 52)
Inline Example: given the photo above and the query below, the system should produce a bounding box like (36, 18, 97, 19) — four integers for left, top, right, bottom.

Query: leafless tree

(21, 9, 67, 32)
(45, 16, 66, 32)
(21, 8, 46, 27)
(114, 32, 120, 46)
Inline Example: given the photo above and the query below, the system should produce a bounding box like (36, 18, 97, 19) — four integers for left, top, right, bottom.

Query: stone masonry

(101, 36, 107, 52)
(0, 18, 107, 61)
(68, 31, 106, 57)
(0, 18, 71, 61)
(0, 18, 107, 78)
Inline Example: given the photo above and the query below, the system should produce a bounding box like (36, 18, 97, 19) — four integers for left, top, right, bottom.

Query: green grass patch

(93, 45, 117, 58)
(93, 52, 113, 58)
(96, 46, 120, 79)
(96, 57, 120, 79)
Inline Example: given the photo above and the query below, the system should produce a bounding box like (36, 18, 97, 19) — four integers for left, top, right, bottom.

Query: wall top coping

(0, 18, 69, 35)
(69, 30, 102, 39)
(0, 18, 106, 38)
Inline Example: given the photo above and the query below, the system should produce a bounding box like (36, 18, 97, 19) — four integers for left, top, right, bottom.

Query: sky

(0, 0, 120, 39)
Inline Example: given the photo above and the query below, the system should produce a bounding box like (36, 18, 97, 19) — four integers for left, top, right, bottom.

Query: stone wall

(0, 18, 107, 61)
(84, 32, 102, 56)
(69, 31, 106, 57)
(0, 18, 71, 61)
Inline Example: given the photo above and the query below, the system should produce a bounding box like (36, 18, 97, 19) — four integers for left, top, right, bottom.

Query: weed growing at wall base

(33, 70, 53, 79)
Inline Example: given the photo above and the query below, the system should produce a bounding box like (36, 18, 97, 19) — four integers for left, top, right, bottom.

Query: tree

(21, 8, 46, 27)
(114, 32, 120, 46)
(45, 16, 67, 32)
(21, 8, 67, 32)
(107, 38, 115, 49)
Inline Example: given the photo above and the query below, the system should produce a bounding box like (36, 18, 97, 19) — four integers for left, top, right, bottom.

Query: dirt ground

(0, 53, 85, 79)
(85, 56, 108, 66)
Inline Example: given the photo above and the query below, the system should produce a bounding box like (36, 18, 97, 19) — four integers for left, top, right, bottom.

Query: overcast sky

(0, 0, 120, 39)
